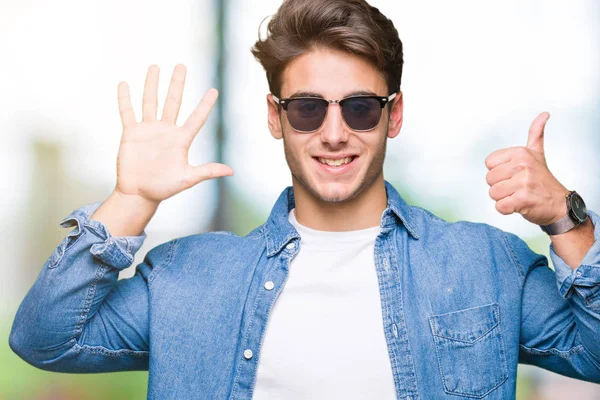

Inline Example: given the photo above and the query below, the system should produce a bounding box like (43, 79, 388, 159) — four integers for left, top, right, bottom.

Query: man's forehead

(279, 48, 388, 98)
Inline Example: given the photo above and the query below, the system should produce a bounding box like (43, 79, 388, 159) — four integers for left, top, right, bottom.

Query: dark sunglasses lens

(342, 97, 382, 131)
(286, 99, 327, 132)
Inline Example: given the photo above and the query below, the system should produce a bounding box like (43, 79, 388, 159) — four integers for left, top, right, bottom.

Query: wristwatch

(540, 190, 588, 235)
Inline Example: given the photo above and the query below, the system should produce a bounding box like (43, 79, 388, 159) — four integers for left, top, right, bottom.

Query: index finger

(484, 147, 513, 170)
(117, 81, 137, 129)
(182, 88, 219, 133)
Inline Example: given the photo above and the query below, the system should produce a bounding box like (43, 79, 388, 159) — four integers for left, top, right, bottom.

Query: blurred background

(1, 0, 599, 398)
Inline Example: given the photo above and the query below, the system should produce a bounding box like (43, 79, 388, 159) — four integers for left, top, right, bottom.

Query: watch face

(569, 192, 588, 223)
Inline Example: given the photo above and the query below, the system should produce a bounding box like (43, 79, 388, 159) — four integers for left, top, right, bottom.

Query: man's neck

(291, 176, 388, 232)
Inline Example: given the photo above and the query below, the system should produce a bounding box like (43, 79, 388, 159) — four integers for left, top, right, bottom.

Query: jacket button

(264, 281, 275, 290)
(286, 242, 295, 250)
(243, 349, 253, 359)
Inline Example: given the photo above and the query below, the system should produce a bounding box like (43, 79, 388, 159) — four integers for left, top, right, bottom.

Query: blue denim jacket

(9, 181, 600, 399)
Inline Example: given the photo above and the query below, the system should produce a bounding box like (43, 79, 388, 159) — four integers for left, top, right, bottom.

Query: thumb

(526, 111, 550, 153)
(183, 163, 234, 190)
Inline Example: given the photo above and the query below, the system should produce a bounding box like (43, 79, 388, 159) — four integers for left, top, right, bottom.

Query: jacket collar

(264, 180, 420, 257)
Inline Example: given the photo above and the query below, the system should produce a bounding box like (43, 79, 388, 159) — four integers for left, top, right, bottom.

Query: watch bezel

(568, 191, 588, 224)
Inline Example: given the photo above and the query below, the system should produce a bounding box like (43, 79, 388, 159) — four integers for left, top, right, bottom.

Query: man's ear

(387, 91, 403, 139)
(267, 94, 283, 139)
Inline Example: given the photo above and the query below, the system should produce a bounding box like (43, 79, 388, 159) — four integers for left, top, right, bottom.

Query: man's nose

(319, 104, 349, 147)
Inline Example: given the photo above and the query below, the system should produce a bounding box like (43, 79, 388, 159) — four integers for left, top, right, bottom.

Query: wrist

(89, 190, 160, 237)
(112, 189, 161, 211)
(550, 191, 569, 224)
(541, 190, 588, 236)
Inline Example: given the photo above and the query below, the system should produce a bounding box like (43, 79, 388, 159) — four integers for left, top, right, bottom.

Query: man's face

(267, 47, 403, 204)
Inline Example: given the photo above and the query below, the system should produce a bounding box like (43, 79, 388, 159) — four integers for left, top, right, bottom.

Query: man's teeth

(318, 157, 353, 166)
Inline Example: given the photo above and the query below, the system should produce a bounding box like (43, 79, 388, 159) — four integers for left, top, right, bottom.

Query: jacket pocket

(429, 303, 508, 398)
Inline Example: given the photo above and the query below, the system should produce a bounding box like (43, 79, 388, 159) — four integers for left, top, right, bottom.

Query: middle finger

(162, 64, 187, 124)
(142, 65, 160, 122)
(486, 161, 524, 187)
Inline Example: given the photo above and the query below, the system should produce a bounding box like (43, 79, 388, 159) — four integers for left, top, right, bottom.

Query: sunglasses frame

(272, 92, 397, 133)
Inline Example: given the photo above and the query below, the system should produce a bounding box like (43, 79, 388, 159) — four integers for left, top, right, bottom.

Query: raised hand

(115, 64, 233, 204)
(484, 112, 569, 226)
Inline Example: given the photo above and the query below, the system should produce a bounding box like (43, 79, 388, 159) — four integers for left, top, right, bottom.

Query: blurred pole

(211, 0, 230, 232)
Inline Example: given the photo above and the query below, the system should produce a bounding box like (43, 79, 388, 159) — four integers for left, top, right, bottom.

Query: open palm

(115, 64, 233, 203)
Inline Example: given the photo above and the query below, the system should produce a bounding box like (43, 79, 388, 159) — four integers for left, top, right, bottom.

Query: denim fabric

(9, 181, 600, 399)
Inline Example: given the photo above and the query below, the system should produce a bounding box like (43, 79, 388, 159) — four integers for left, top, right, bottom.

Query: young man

(9, 0, 600, 399)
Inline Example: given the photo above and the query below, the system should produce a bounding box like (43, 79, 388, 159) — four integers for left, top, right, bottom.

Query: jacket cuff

(56, 201, 147, 270)
(551, 209, 600, 301)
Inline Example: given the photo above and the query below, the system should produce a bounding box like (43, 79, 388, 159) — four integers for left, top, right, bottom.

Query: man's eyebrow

(289, 91, 323, 98)
(344, 90, 378, 97)
(287, 90, 380, 99)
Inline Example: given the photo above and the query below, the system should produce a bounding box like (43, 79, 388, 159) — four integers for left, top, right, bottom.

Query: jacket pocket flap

(429, 303, 499, 344)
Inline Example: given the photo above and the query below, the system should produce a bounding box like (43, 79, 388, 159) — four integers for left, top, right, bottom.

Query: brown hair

(251, 0, 404, 97)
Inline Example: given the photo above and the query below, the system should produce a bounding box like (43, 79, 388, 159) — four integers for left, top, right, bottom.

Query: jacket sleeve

(511, 209, 600, 383)
(8, 201, 176, 373)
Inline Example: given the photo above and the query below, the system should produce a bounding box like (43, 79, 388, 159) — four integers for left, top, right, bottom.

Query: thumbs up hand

(484, 112, 570, 226)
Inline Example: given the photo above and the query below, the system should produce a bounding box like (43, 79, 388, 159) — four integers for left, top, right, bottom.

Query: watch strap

(540, 213, 577, 235)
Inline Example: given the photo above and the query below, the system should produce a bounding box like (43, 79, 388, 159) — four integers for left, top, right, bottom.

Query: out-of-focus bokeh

(1, 0, 599, 398)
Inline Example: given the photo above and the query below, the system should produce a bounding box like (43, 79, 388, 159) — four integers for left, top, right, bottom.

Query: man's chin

(311, 181, 360, 203)
(292, 172, 367, 204)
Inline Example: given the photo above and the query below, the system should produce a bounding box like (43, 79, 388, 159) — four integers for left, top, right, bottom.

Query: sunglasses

(272, 93, 397, 133)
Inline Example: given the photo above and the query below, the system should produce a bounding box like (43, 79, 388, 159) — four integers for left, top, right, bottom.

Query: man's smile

(312, 155, 359, 174)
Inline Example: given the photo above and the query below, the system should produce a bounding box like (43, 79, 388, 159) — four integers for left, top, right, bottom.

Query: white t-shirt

(252, 208, 397, 399)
